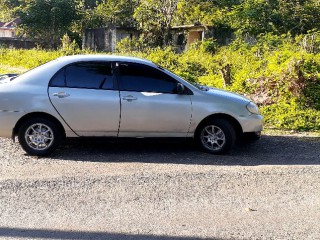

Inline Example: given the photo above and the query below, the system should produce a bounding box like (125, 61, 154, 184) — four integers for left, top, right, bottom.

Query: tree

(228, 0, 320, 36)
(94, 0, 136, 27)
(174, 0, 215, 26)
(0, 0, 11, 21)
(18, 0, 78, 48)
(0, 0, 32, 21)
(172, 0, 245, 27)
(134, 0, 179, 47)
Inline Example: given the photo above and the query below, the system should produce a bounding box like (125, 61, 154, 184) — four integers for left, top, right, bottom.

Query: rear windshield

(9, 59, 59, 82)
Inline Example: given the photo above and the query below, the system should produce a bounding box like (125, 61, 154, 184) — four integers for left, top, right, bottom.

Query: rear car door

(48, 61, 120, 136)
(117, 62, 192, 137)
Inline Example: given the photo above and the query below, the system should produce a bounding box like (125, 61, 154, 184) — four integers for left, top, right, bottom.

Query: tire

(196, 118, 236, 154)
(18, 117, 63, 156)
(243, 132, 261, 141)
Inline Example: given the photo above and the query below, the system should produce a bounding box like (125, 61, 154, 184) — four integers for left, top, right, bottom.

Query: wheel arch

(13, 112, 66, 140)
(194, 113, 243, 139)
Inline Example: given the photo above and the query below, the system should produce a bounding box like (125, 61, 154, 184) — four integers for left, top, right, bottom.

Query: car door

(48, 61, 120, 136)
(117, 62, 192, 137)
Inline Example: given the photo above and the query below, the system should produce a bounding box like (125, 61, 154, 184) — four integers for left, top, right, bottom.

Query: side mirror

(177, 83, 185, 94)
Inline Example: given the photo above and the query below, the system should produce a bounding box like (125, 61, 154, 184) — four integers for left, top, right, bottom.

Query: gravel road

(0, 133, 320, 240)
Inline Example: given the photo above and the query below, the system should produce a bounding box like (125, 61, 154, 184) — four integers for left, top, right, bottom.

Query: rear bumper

(0, 111, 24, 138)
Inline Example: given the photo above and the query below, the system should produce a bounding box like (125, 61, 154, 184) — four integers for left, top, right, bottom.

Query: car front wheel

(196, 118, 236, 154)
(18, 117, 62, 156)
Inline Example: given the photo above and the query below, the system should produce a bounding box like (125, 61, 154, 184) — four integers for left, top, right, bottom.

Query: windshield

(155, 63, 208, 90)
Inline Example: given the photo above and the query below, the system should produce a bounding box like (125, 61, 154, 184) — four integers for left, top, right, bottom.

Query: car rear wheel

(196, 118, 236, 154)
(18, 117, 62, 156)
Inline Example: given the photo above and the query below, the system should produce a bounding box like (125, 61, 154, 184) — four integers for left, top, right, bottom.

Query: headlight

(246, 102, 260, 114)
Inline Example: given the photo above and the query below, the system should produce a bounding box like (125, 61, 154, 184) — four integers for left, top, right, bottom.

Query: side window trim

(111, 62, 119, 91)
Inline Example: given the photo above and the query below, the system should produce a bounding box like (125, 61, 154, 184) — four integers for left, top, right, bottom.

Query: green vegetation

(1, 0, 319, 48)
(117, 32, 320, 132)
(0, 0, 319, 132)
(1, 31, 319, 132)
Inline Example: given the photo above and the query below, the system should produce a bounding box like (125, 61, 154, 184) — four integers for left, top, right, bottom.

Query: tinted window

(50, 68, 65, 87)
(118, 63, 177, 93)
(50, 62, 113, 90)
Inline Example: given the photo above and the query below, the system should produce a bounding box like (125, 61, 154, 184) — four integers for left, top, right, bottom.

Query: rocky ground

(0, 133, 320, 240)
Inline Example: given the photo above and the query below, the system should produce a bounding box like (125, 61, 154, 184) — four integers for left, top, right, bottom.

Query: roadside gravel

(0, 133, 320, 240)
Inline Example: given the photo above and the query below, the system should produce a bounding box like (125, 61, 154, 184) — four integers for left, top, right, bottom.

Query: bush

(116, 36, 147, 53)
(60, 34, 81, 55)
(261, 101, 320, 131)
(1, 32, 319, 132)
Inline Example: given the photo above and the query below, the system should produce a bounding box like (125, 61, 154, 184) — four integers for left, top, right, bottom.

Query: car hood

(205, 87, 251, 104)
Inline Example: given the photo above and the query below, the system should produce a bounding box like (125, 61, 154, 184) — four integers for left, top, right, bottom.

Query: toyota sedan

(0, 55, 263, 156)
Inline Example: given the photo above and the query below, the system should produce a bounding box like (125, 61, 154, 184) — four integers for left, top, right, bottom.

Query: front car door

(48, 61, 120, 136)
(117, 62, 192, 137)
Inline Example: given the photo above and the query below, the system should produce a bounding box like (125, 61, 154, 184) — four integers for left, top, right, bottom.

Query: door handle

(122, 95, 137, 102)
(53, 92, 70, 98)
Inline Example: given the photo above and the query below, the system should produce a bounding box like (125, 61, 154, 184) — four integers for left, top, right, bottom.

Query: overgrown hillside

(1, 32, 319, 131)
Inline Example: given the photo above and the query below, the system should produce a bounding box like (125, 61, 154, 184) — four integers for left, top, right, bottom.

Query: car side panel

(0, 82, 77, 138)
(0, 111, 25, 138)
(48, 87, 120, 136)
(188, 92, 263, 137)
(119, 91, 192, 137)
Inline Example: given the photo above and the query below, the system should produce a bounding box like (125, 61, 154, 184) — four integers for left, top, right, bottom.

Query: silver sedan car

(0, 55, 263, 156)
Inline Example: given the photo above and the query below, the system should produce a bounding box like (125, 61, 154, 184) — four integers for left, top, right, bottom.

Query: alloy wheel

(25, 123, 54, 150)
(200, 125, 226, 151)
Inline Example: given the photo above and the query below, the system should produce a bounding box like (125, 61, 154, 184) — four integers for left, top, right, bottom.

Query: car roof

(56, 55, 155, 66)
(11, 54, 161, 86)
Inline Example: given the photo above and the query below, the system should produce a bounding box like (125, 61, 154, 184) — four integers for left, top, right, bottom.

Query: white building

(0, 18, 20, 38)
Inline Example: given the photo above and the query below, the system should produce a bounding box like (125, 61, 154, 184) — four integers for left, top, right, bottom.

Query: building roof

(85, 25, 138, 31)
(0, 18, 20, 29)
(171, 24, 206, 30)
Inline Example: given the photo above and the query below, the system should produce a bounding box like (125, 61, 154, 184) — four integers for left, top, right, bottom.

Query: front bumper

(239, 114, 263, 133)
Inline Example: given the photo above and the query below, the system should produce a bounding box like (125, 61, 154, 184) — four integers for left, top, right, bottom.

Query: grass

(0, 41, 319, 133)
(0, 64, 28, 74)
